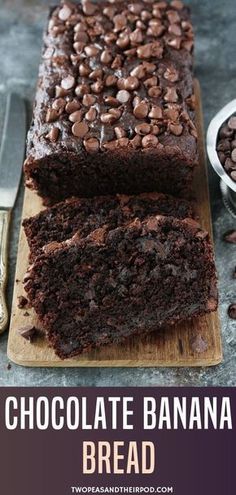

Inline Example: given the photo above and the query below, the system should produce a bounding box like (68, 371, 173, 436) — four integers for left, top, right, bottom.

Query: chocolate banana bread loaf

(24, 0, 198, 205)
(23, 192, 194, 260)
(24, 216, 217, 359)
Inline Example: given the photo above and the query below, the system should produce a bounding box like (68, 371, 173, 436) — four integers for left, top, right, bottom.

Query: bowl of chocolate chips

(207, 99, 236, 217)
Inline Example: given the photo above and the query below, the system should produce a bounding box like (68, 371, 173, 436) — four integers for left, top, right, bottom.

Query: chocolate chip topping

(40, 0, 196, 152)
(217, 114, 236, 181)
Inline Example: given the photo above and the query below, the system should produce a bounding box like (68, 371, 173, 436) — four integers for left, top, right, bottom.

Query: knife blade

(0, 93, 27, 333)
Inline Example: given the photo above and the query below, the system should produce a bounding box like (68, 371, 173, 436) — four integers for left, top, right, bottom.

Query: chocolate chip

(111, 54, 123, 69)
(228, 116, 236, 130)
(163, 66, 179, 82)
(101, 113, 118, 124)
(82, 94, 96, 106)
(128, 3, 142, 14)
(73, 42, 85, 54)
(142, 134, 158, 147)
(17, 296, 28, 309)
(46, 127, 60, 142)
(116, 34, 130, 49)
(83, 137, 100, 152)
(130, 29, 143, 45)
(144, 76, 158, 88)
(72, 121, 89, 138)
(171, 0, 184, 9)
(164, 87, 178, 102)
(74, 31, 89, 43)
(135, 123, 151, 135)
(166, 9, 181, 23)
(79, 63, 90, 76)
(91, 81, 103, 94)
(105, 75, 118, 87)
(18, 325, 38, 342)
(116, 90, 130, 103)
(148, 86, 162, 97)
(85, 107, 97, 121)
(104, 96, 119, 107)
(104, 32, 117, 44)
(85, 45, 99, 57)
(137, 43, 152, 59)
(82, 1, 97, 16)
(231, 171, 236, 181)
(228, 304, 236, 319)
(65, 99, 81, 113)
(124, 76, 140, 90)
(69, 110, 82, 123)
(75, 84, 90, 97)
(148, 106, 163, 119)
(130, 65, 146, 79)
(231, 149, 236, 162)
(114, 126, 126, 139)
(113, 14, 127, 32)
(167, 36, 181, 49)
(168, 23, 182, 36)
(101, 50, 112, 64)
(61, 75, 75, 90)
(224, 158, 235, 171)
(58, 5, 72, 21)
(133, 101, 149, 119)
(89, 68, 103, 80)
(52, 98, 66, 111)
(169, 123, 183, 135)
(219, 125, 234, 139)
(224, 230, 236, 243)
(45, 108, 59, 123)
(130, 134, 142, 148)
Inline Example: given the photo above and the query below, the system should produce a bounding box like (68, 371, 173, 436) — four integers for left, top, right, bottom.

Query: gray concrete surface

(0, 0, 235, 386)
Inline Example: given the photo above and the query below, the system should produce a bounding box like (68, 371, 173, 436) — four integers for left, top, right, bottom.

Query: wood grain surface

(7, 80, 222, 367)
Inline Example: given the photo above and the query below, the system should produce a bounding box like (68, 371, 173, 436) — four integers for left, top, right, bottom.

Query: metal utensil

(0, 93, 26, 333)
(206, 99, 236, 218)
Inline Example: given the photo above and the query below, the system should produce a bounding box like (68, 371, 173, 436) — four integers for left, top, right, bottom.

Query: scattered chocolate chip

(101, 50, 113, 64)
(79, 63, 90, 76)
(17, 296, 28, 309)
(231, 149, 236, 162)
(18, 325, 38, 342)
(85, 107, 97, 121)
(124, 76, 139, 90)
(135, 123, 151, 135)
(164, 87, 178, 102)
(72, 121, 89, 138)
(69, 110, 82, 123)
(7, 363, 12, 370)
(61, 75, 75, 90)
(45, 108, 59, 123)
(148, 106, 163, 119)
(104, 95, 119, 107)
(113, 14, 127, 32)
(224, 230, 236, 243)
(228, 304, 236, 319)
(142, 134, 158, 147)
(91, 81, 103, 94)
(82, 94, 96, 106)
(75, 84, 90, 97)
(85, 45, 99, 57)
(144, 76, 158, 88)
(163, 67, 179, 82)
(133, 101, 149, 119)
(116, 90, 130, 103)
(169, 123, 183, 136)
(46, 127, 60, 142)
(114, 126, 126, 139)
(130, 65, 146, 79)
(65, 99, 81, 114)
(228, 117, 236, 130)
(58, 5, 72, 21)
(148, 86, 162, 97)
(52, 98, 66, 111)
(83, 137, 100, 152)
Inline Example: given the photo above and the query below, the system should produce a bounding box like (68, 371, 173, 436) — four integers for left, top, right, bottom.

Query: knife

(0, 93, 26, 334)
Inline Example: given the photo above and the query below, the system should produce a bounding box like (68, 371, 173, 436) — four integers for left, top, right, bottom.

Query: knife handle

(0, 209, 10, 334)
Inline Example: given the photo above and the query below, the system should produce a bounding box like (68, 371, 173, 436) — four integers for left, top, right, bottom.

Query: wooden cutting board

(7, 80, 222, 367)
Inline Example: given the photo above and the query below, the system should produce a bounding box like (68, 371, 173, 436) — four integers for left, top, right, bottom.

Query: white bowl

(206, 99, 236, 217)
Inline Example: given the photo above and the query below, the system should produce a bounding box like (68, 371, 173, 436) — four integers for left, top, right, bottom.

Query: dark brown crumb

(228, 304, 236, 319)
(224, 230, 236, 243)
(17, 295, 28, 309)
(7, 363, 12, 371)
(23, 311, 30, 317)
(18, 325, 39, 342)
